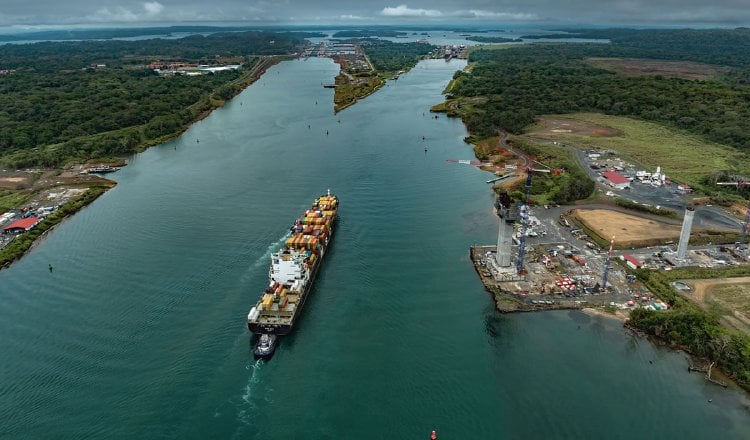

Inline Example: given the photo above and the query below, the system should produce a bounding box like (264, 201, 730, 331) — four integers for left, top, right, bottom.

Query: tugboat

(253, 334, 278, 359)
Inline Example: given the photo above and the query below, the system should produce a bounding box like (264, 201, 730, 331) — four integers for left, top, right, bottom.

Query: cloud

(88, 7, 139, 23)
(380, 5, 443, 18)
(142, 2, 164, 16)
(454, 10, 537, 20)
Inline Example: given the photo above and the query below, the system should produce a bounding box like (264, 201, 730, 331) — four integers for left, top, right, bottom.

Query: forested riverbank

(436, 27, 750, 393)
(0, 31, 311, 168)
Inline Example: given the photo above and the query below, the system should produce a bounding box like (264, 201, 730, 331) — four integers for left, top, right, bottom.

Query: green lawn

(526, 112, 750, 189)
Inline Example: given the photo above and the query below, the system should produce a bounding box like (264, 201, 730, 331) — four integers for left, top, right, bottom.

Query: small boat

(253, 334, 278, 358)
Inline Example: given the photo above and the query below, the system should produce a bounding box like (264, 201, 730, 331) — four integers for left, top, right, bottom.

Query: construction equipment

(515, 165, 563, 276)
(737, 202, 750, 253)
(516, 170, 533, 276)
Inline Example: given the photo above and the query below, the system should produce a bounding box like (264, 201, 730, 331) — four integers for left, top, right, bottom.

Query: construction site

(470, 190, 658, 314)
(470, 147, 750, 316)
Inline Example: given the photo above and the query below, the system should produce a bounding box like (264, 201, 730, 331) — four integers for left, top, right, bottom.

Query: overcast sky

(1, 1, 749, 27)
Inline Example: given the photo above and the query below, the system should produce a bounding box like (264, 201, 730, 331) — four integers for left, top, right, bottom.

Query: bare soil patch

(685, 278, 750, 335)
(0, 169, 111, 192)
(572, 208, 681, 246)
(585, 57, 729, 81)
(528, 118, 621, 138)
(0, 172, 38, 190)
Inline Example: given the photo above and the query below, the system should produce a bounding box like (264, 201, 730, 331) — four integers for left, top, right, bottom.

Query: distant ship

(248, 190, 339, 342)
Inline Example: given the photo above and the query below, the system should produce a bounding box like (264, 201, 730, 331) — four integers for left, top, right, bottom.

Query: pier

(470, 245, 585, 313)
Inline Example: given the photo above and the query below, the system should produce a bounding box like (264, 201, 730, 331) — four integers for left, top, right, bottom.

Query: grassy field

(525, 113, 750, 190)
(584, 57, 729, 80)
(0, 190, 32, 212)
(685, 278, 750, 336)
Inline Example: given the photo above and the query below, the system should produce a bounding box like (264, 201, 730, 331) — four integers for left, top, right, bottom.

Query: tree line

(449, 38, 750, 152)
(0, 31, 308, 167)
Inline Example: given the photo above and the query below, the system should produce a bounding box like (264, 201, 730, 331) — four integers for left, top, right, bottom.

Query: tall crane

(515, 166, 556, 276)
(516, 170, 533, 276)
(737, 202, 750, 253)
(602, 236, 615, 290)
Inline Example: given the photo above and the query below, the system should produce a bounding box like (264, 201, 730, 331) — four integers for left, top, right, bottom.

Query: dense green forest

(0, 31, 310, 72)
(521, 28, 750, 67)
(0, 31, 307, 167)
(359, 40, 435, 73)
(448, 33, 750, 152)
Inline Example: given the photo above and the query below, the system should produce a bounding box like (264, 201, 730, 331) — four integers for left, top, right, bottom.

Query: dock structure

(470, 245, 582, 312)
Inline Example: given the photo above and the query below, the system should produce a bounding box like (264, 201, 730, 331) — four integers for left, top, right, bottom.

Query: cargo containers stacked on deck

(247, 190, 339, 336)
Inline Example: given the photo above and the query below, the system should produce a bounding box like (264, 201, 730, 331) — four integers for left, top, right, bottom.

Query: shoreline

(0, 57, 284, 270)
(0, 184, 115, 270)
(456, 109, 750, 394)
(581, 306, 630, 321)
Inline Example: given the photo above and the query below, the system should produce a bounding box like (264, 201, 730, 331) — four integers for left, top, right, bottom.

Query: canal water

(1, 58, 749, 439)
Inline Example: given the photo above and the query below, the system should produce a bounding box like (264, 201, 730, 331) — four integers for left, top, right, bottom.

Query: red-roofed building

(3, 217, 41, 234)
(620, 253, 643, 269)
(602, 171, 631, 189)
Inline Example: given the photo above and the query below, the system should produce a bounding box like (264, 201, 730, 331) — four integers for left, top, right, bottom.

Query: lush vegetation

(442, 29, 750, 203)
(0, 31, 306, 72)
(525, 113, 750, 196)
(332, 40, 435, 112)
(521, 28, 750, 68)
(502, 137, 595, 205)
(0, 183, 113, 268)
(0, 31, 306, 167)
(0, 190, 32, 212)
(333, 76, 384, 112)
(449, 43, 750, 152)
(360, 40, 435, 74)
(630, 266, 750, 390)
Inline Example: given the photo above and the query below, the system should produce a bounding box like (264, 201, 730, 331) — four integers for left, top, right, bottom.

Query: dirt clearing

(572, 208, 681, 247)
(685, 278, 750, 335)
(585, 57, 729, 80)
(528, 118, 622, 138)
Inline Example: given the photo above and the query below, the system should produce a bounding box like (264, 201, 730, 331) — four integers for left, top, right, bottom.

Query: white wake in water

(234, 359, 264, 430)
(242, 359, 264, 404)
(249, 231, 291, 271)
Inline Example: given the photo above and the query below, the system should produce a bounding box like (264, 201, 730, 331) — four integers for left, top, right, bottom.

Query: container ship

(247, 190, 338, 348)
